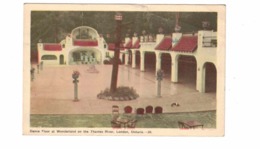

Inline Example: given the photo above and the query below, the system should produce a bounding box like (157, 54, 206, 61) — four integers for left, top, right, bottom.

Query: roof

(124, 40, 132, 49)
(43, 44, 62, 51)
(73, 40, 98, 46)
(171, 36, 197, 52)
(108, 43, 125, 51)
(155, 37, 172, 51)
(132, 39, 140, 49)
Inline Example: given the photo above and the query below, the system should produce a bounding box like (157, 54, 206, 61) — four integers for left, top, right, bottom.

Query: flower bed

(97, 86, 139, 101)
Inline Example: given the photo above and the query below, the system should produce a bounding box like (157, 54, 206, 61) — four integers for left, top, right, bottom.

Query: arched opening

(59, 54, 64, 65)
(69, 48, 101, 65)
(71, 26, 99, 40)
(203, 62, 217, 93)
(41, 55, 57, 60)
(135, 51, 141, 68)
(161, 53, 172, 79)
(145, 52, 156, 73)
(128, 50, 132, 65)
(121, 53, 125, 64)
(177, 55, 197, 86)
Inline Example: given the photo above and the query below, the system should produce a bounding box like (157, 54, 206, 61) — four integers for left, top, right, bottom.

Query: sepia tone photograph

(23, 4, 225, 136)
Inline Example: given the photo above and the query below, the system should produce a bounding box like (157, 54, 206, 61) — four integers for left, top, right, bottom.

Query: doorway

(59, 55, 64, 65)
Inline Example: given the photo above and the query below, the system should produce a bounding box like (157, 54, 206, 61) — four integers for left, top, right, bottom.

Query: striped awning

(43, 44, 62, 51)
(155, 37, 172, 51)
(171, 36, 197, 52)
(73, 40, 98, 46)
(124, 40, 132, 49)
(132, 39, 140, 49)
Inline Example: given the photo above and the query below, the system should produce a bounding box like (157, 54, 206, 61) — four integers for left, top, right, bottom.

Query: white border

(1, 0, 260, 149)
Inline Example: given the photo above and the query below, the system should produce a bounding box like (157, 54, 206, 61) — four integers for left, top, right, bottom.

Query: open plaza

(30, 63, 216, 128)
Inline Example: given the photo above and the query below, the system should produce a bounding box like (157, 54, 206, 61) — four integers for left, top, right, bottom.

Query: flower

(72, 70, 80, 79)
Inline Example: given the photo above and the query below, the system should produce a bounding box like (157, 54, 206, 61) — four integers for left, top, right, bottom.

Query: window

(41, 55, 57, 60)
(202, 36, 217, 47)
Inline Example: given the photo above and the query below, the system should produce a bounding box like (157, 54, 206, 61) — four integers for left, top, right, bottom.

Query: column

(171, 54, 178, 83)
(119, 53, 123, 63)
(140, 51, 145, 72)
(132, 50, 136, 68)
(124, 52, 129, 65)
(157, 80, 162, 98)
(155, 52, 161, 75)
(196, 62, 206, 93)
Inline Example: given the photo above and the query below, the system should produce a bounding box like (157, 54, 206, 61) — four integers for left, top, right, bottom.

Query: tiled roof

(124, 40, 132, 49)
(43, 44, 62, 51)
(155, 37, 172, 51)
(132, 39, 140, 49)
(172, 36, 197, 52)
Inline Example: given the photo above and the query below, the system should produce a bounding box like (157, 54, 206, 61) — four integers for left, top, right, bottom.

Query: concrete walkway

(30, 64, 216, 114)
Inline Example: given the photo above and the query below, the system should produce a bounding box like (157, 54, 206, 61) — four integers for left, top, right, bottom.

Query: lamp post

(31, 67, 35, 81)
(40, 61, 43, 70)
(110, 12, 122, 93)
(156, 69, 164, 98)
(72, 71, 80, 102)
(37, 64, 39, 74)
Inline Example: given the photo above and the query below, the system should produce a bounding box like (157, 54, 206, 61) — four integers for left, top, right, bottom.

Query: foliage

(31, 11, 217, 51)
(97, 86, 139, 101)
(72, 70, 80, 79)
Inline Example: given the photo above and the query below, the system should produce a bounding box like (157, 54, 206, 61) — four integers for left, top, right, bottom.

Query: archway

(161, 53, 172, 79)
(177, 55, 197, 86)
(68, 48, 101, 65)
(59, 54, 64, 65)
(145, 52, 156, 73)
(135, 51, 140, 68)
(121, 53, 125, 65)
(203, 62, 217, 93)
(128, 50, 132, 65)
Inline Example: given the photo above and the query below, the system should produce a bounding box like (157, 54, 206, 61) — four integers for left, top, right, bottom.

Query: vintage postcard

(23, 4, 225, 136)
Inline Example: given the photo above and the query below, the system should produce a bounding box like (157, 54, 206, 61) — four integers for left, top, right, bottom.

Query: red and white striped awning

(171, 36, 197, 52)
(43, 44, 62, 51)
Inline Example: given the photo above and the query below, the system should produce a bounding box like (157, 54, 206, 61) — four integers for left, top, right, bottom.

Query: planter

(97, 86, 139, 101)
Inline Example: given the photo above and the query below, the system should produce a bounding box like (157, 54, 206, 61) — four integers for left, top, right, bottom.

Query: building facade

(37, 26, 108, 65)
(37, 26, 217, 93)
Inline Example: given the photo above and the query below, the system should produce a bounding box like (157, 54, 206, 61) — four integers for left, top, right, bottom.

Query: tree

(30, 11, 217, 51)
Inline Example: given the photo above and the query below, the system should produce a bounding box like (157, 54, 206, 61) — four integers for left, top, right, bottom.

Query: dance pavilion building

(36, 26, 217, 93)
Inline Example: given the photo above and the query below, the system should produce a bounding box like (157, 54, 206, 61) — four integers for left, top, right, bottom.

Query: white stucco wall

(37, 26, 108, 66)
(37, 43, 65, 65)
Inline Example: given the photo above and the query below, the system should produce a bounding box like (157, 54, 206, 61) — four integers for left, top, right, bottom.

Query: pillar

(132, 50, 136, 68)
(124, 52, 129, 65)
(155, 52, 161, 75)
(140, 51, 145, 72)
(157, 80, 162, 98)
(171, 54, 178, 83)
(196, 62, 206, 93)
(119, 53, 123, 63)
